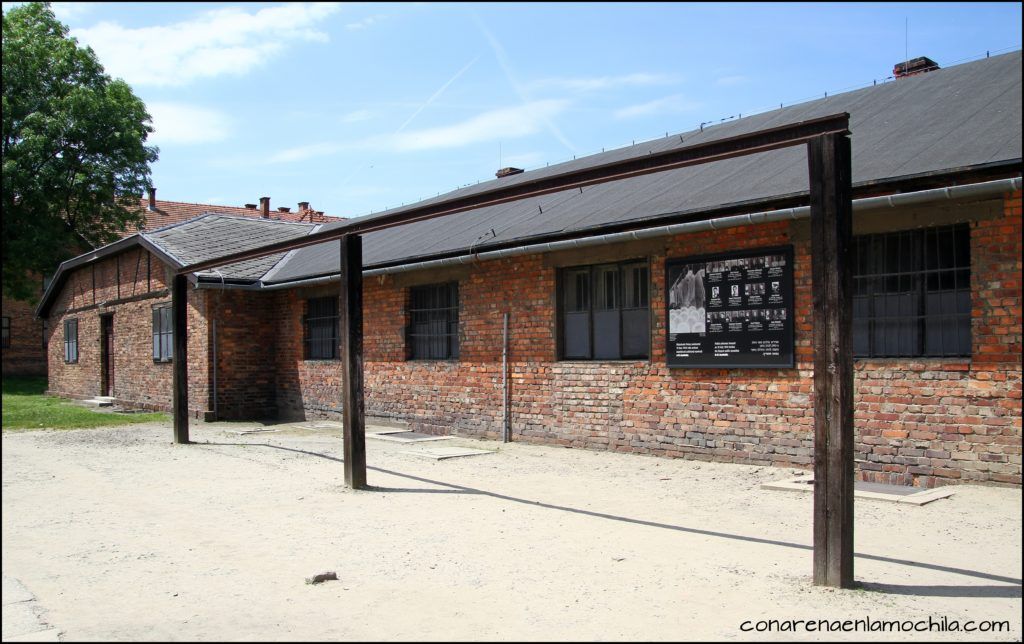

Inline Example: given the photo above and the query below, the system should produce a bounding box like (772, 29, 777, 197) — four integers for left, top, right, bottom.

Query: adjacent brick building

(1, 293, 48, 376)
(37, 52, 1023, 487)
(1, 192, 337, 376)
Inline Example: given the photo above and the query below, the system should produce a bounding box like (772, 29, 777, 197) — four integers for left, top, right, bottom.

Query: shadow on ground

(200, 440, 1023, 597)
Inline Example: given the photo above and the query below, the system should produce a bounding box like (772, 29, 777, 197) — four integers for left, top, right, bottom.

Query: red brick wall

(271, 193, 1021, 487)
(42, 192, 1022, 487)
(274, 288, 345, 418)
(45, 248, 212, 418)
(2, 294, 47, 376)
(207, 289, 279, 419)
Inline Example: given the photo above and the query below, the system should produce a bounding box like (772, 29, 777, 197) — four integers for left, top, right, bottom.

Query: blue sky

(17, 2, 1024, 218)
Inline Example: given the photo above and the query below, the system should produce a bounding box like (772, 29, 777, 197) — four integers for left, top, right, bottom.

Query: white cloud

(531, 73, 678, 92)
(71, 3, 341, 87)
(268, 142, 343, 164)
(341, 110, 374, 124)
(393, 56, 479, 135)
(501, 151, 544, 169)
(51, 2, 97, 21)
(613, 94, 702, 120)
(148, 102, 231, 145)
(345, 14, 386, 31)
(267, 101, 568, 165)
(392, 100, 570, 152)
(475, 16, 576, 153)
(716, 75, 749, 87)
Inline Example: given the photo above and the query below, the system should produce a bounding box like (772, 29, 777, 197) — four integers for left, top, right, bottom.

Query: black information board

(666, 246, 794, 368)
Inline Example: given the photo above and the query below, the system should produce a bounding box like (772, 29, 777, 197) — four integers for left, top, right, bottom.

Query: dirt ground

(2, 420, 1021, 641)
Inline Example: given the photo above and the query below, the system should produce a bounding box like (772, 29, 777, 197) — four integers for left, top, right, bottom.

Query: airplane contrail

(474, 13, 576, 154)
(338, 55, 481, 190)
(395, 55, 480, 135)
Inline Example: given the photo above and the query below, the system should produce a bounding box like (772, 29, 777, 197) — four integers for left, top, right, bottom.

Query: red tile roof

(130, 198, 343, 236)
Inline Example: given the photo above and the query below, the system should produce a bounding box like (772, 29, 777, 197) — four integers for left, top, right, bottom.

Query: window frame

(303, 296, 339, 361)
(63, 318, 79, 364)
(406, 281, 460, 361)
(852, 223, 971, 359)
(152, 304, 173, 363)
(557, 259, 651, 361)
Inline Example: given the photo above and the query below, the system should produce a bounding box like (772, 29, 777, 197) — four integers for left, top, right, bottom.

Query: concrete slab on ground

(761, 475, 957, 505)
(1, 577, 59, 642)
(403, 446, 494, 460)
(224, 428, 279, 436)
(367, 431, 451, 443)
(291, 421, 345, 431)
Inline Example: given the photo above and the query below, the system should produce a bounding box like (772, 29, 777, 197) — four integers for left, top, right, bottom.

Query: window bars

(304, 296, 339, 360)
(408, 282, 459, 360)
(852, 223, 971, 358)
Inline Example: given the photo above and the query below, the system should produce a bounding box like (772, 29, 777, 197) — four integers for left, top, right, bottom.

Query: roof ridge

(142, 197, 340, 219)
(143, 198, 257, 209)
(144, 212, 219, 235)
(195, 213, 317, 227)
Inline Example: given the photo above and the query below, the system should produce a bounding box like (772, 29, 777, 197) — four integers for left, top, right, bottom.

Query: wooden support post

(340, 234, 367, 489)
(808, 133, 854, 588)
(172, 273, 190, 444)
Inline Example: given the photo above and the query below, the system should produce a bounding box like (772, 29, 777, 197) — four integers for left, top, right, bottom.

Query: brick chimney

(496, 167, 524, 178)
(244, 203, 257, 210)
(894, 56, 940, 79)
(277, 206, 291, 213)
(259, 196, 270, 219)
(298, 201, 309, 211)
(147, 187, 157, 211)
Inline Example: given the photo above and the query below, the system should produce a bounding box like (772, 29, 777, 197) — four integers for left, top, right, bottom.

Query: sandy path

(2, 422, 1020, 641)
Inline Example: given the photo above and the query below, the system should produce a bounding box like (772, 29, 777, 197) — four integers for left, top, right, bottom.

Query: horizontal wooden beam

(180, 113, 850, 275)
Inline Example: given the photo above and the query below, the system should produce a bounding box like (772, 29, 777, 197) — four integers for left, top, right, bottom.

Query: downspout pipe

(193, 176, 1020, 290)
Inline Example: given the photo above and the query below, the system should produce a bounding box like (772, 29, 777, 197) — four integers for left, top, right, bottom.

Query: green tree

(2, 2, 157, 301)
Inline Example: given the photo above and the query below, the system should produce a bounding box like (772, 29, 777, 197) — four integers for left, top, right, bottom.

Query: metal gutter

(361, 176, 1021, 277)
(191, 176, 1020, 291)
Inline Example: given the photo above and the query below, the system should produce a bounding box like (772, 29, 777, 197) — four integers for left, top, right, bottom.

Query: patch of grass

(2, 376, 168, 430)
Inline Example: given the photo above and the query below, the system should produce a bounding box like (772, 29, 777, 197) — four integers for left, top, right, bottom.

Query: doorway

(100, 314, 114, 397)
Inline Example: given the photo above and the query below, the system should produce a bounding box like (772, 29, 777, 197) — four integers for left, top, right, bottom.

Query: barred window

(852, 223, 971, 358)
(560, 260, 649, 360)
(152, 305, 173, 362)
(304, 296, 339, 360)
(408, 282, 459, 360)
(1, 317, 9, 348)
(63, 318, 78, 363)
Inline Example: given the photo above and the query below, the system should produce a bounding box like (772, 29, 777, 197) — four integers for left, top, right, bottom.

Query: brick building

(1, 192, 336, 376)
(37, 52, 1022, 487)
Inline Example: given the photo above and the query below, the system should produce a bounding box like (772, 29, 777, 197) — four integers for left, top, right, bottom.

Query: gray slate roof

(143, 214, 317, 281)
(264, 50, 1021, 284)
(38, 50, 1024, 319)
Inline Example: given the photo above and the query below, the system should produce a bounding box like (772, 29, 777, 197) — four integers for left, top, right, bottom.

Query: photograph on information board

(665, 246, 794, 368)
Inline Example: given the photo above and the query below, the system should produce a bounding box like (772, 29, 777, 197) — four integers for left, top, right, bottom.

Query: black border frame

(665, 244, 795, 369)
